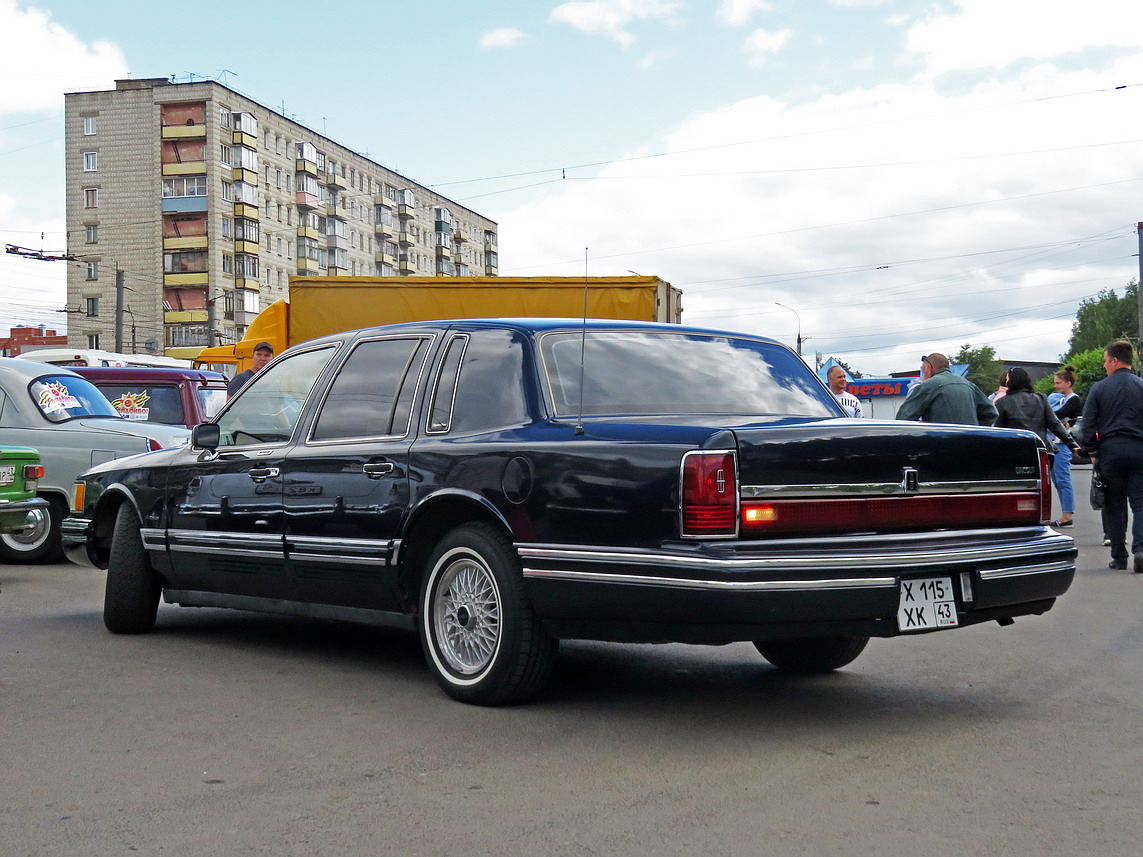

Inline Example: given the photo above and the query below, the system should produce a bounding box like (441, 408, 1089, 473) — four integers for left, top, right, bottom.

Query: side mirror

(192, 422, 220, 450)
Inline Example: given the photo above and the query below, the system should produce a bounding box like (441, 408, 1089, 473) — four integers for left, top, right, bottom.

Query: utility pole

(115, 267, 125, 352)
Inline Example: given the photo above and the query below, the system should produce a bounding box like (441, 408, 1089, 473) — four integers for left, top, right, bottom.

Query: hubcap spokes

(436, 559, 501, 674)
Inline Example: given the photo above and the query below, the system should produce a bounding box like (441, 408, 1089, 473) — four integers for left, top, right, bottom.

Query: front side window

(540, 331, 840, 418)
(311, 337, 430, 441)
(29, 375, 121, 423)
(198, 386, 227, 421)
(216, 346, 335, 446)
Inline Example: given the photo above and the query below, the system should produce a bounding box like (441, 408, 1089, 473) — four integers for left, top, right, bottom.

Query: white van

(16, 349, 191, 369)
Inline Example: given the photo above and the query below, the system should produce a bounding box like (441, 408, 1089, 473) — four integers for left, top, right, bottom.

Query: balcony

(295, 191, 319, 210)
(397, 231, 414, 246)
(162, 161, 207, 177)
(163, 235, 208, 251)
(296, 225, 320, 241)
(323, 171, 347, 190)
(233, 276, 260, 291)
(375, 251, 397, 266)
(295, 159, 318, 176)
(435, 245, 451, 259)
(232, 240, 259, 255)
(232, 203, 259, 220)
(398, 254, 415, 274)
(161, 124, 207, 140)
(375, 220, 395, 238)
(297, 257, 322, 275)
(453, 227, 469, 243)
(163, 309, 209, 324)
(397, 203, 415, 219)
(163, 271, 208, 287)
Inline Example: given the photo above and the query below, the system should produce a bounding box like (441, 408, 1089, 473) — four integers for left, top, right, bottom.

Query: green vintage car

(0, 445, 47, 536)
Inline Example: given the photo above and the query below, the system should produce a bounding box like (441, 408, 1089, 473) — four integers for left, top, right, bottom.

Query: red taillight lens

(1039, 448, 1052, 523)
(681, 450, 738, 537)
(148, 439, 164, 451)
(22, 464, 44, 479)
(740, 492, 1042, 536)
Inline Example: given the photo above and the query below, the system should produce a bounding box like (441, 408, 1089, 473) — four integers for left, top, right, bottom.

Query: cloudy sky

(2, 0, 1143, 374)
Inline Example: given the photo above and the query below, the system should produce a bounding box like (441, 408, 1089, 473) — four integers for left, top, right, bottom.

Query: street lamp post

(775, 302, 807, 357)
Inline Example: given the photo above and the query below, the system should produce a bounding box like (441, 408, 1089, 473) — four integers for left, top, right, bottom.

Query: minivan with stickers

(72, 366, 228, 431)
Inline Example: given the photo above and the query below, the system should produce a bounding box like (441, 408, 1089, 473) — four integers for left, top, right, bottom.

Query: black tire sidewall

(103, 503, 160, 634)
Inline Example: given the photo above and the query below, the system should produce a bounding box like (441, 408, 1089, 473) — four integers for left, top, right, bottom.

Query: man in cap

(896, 352, 997, 426)
(227, 341, 274, 397)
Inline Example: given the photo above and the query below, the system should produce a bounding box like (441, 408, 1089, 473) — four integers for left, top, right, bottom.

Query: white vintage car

(0, 358, 189, 563)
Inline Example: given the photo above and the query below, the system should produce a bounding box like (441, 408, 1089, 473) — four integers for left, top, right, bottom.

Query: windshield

(29, 375, 122, 423)
(539, 331, 840, 418)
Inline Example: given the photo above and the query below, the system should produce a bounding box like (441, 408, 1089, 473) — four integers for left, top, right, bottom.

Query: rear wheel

(753, 635, 869, 673)
(0, 494, 65, 564)
(103, 504, 160, 634)
(419, 522, 557, 705)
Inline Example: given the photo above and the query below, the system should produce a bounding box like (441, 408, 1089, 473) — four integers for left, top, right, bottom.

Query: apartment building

(64, 78, 499, 358)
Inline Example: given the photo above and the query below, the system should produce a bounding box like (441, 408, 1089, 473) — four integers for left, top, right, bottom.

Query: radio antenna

(575, 246, 588, 436)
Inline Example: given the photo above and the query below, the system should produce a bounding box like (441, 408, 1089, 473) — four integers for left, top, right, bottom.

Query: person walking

(896, 352, 998, 425)
(1075, 341, 1143, 572)
(1047, 365, 1083, 527)
(993, 367, 1084, 526)
(989, 369, 1009, 404)
(827, 365, 863, 418)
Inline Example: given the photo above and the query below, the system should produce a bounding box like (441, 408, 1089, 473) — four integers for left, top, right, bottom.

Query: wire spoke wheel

(434, 556, 502, 675)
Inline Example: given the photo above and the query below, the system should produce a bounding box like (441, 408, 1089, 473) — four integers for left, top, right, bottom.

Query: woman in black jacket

(994, 367, 1083, 526)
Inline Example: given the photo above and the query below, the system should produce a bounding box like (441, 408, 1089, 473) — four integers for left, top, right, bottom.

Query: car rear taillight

(1039, 448, 1052, 523)
(681, 450, 738, 537)
(148, 439, 164, 452)
(23, 464, 44, 492)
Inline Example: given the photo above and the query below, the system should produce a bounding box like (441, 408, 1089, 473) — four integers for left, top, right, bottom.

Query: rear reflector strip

(740, 492, 1043, 536)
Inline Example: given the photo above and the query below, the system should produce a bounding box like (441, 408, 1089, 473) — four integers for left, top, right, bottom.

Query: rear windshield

(29, 375, 122, 423)
(96, 383, 185, 425)
(539, 331, 840, 418)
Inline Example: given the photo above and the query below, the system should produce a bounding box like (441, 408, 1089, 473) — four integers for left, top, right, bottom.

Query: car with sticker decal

(0, 358, 189, 563)
(61, 320, 1076, 705)
(72, 366, 228, 430)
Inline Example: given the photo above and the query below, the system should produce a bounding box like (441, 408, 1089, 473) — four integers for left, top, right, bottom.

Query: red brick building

(1, 325, 68, 357)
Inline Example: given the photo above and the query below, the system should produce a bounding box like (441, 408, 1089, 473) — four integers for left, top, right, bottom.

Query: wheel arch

(396, 489, 513, 613)
(88, 486, 142, 569)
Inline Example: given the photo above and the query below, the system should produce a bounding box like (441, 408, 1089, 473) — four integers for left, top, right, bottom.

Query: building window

(221, 144, 233, 165)
(222, 253, 233, 274)
(83, 151, 98, 172)
(83, 116, 97, 135)
(221, 217, 233, 239)
(83, 188, 99, 208)
(86, 297, 99, 317)
(87, 333, 100, 349)
(265, 267, 272, 286)
(163, 250, 208, 273)
(161, 175, 207, 198)
(85, 261, 99, 280)
(220, 108, 232, 129)
(85, 224, 98, 243)
(221, 181, 233, 202)
(275, 168, 282, 189)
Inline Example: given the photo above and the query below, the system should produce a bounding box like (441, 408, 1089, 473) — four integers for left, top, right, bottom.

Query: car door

(164, 345, 337, 600)
(283, 333, 434, 611)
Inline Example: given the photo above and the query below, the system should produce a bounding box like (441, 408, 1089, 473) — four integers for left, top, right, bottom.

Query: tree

(950, 343, 1002, 393)
(831, 357, 863, 379)
(1067, 280, 1138, 356)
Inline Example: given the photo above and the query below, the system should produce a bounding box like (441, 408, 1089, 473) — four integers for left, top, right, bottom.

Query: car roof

(71, 366, 228, 383)
(0, 357, 83, 382)
(300, 318, 783, 348)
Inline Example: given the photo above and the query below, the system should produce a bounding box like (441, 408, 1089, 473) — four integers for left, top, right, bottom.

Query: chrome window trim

(304, 333, 434, 446)
(424, 333, 469, 435)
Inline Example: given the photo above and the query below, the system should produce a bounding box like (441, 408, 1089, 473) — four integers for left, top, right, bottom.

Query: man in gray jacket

(896, 353, 998, 425)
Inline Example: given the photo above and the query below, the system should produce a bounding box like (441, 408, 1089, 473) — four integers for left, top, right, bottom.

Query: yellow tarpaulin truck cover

(194, 275, 682, 373)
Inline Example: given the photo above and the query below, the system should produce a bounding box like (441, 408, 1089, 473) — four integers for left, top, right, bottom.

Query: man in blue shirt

(896, 353, 997, 426)
(1076, 340, 1143, 572)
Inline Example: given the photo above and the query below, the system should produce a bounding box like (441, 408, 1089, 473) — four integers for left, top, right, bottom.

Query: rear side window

(96, 383, 184, 425)
(433, 329, 528, 433)
(311, 337, 429, 441)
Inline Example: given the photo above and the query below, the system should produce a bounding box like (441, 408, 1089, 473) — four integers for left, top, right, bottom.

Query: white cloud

(492, 57, 1143, 374)
(907, 0, 1143, 75)
(549, 0, 682, 48)
(480, 27, 526, 49)
(0, 0, 128, 114)
(717, 0, 772, 27)
(743, 28, 791, 67)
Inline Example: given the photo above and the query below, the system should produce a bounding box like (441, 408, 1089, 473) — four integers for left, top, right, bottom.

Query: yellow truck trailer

(194, 275, 682, 374)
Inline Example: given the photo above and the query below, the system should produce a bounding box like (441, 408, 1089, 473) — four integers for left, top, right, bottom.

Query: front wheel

(0, 495, 65, 564)
(419, 523, 557, 706)
(753, 635, 869, 673)
(103, 503, 160, 634)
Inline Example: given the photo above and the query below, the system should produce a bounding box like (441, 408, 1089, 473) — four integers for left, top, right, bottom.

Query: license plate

(0, 465, 14, 485)
(897, 577, 958, 631)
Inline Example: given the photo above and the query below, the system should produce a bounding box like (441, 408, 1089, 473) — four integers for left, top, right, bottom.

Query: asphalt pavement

(1, 466, 1140, 857)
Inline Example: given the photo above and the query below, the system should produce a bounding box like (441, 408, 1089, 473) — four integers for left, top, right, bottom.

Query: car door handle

(248, 466, 280, 483)
(363, 462, 394, 479)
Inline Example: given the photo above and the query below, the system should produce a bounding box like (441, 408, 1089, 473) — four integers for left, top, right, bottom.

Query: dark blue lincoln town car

(63, 319, 1076, 705)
